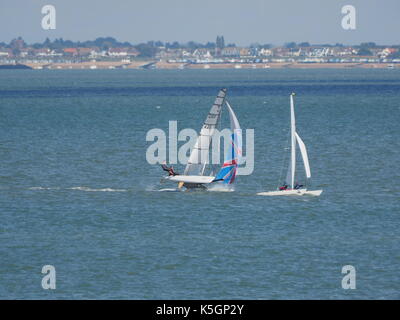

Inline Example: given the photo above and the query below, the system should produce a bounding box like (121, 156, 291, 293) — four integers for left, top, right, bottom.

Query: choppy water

(0, 69, 399, 299)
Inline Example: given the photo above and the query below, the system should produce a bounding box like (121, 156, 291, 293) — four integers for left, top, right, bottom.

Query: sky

(0, 0, 399, 46)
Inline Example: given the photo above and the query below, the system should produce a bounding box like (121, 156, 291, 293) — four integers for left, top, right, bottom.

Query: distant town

(1, 36, 399, 69)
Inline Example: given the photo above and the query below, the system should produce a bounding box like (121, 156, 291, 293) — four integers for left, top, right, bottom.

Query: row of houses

(0, 44, 398, 62)
(156, 46, 398, 60)
(0, 47, 140, 59)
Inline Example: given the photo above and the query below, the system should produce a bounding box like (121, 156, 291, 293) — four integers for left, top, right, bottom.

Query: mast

(290, 93, 296, 189)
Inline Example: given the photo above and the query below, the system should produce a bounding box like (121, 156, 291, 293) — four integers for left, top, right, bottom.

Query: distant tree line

(1, 37, 400, 58)
(0, 36, 237, 57)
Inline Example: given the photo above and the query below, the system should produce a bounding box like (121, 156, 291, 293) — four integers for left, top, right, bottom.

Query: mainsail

(184, 89, 227, 176)
(214, 101, 242, 184)
(295, 132, 311, 179)
(285, 93, 311, 188)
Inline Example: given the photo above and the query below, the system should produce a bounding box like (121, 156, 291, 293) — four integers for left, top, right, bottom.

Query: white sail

(226, 101, 240, 133)
(295, 132, 311, 179)
(226, 101, 242, 163)
(289, 93, 296, 189)
(184, 89, 226, 176)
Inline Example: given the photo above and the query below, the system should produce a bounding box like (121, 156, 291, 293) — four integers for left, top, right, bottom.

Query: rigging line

(276, 127, 291, 190)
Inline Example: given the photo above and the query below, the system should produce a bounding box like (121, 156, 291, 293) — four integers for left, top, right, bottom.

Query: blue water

(0, 69, 399, 299)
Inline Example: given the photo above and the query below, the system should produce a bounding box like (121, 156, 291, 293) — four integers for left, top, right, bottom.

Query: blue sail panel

(214, 161, 237, 184)
(214, 132, 239, 184)
(214, 101, 241, 185)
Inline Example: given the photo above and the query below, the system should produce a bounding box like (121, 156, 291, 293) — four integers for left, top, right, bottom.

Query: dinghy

(165, 88, 242, 190)
(257, 93, 322, 196)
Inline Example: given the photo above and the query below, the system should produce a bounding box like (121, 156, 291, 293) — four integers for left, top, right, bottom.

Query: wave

(207, 185, 234, 192)
(28, 187, 60, 190)
(156, 188, 180, 192)
(68, 187, 127, 192)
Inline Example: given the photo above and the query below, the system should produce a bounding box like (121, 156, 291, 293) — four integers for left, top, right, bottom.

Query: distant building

(19, 49, 31, 57)
(0, 49, 11, 57)
(378, 48, 397, 58)
(239, 48, 251, 57)
(63, 48, 78, 56)
(107, 47, 139, 57)
(221, 47, 240, 57)
(157, 48, 185, 60)
(78, 47, 93, 56)
(334, 47, 358, 56)
(193, 48, 213, 58)
(108, 48, 128, 57)
(127, 48, 140, 57)
(34, 48, 52, 57)
(307, 47, 333, 57)
(259, 48, 273, 56)
(273, 47, 291, 57)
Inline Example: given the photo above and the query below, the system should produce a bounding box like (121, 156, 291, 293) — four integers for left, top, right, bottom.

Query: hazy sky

(1, 0, 399, 45)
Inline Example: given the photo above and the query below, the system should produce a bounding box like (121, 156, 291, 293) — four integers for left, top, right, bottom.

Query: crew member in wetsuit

(161, 163, 179, 176)
(279, 183, 288, 191)
(294, 182, 304, 189)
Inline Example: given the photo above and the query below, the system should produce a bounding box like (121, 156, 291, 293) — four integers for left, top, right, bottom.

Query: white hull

(256, 189, 323, 196)
(166, 175, 215, 184)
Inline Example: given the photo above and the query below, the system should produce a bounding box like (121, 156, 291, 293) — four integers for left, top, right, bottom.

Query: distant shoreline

(1, 61, 398, 70)
(0, 63, 32, 70)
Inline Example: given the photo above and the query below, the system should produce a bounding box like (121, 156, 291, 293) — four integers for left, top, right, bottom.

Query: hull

(164, 175, 215, 190)
(166, 175, 215, 184)
(256, 189, 323, 196)
(304, 190, 323, 196)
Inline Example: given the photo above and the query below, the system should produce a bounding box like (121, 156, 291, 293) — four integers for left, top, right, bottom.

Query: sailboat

(165, 88, 242, 190)
(257, 93, 323, 196)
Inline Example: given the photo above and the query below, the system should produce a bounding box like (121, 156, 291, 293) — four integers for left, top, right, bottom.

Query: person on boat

(161, 162, 179, 176)
(294, 182, 304, 189)
(279, 183, 288, 191)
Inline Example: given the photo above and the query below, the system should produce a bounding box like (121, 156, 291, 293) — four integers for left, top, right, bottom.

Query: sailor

(279, 183, 288, 190)
(161, 162, 179, 176)
(294, 182, 303, 189)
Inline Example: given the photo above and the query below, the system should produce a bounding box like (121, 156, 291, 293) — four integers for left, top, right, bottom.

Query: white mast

(290, 93, 296, 189)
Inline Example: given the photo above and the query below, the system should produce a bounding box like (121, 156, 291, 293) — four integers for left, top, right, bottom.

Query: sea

(0, 68, 399, 299)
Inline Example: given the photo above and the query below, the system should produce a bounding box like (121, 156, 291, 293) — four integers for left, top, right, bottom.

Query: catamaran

(257, 93, 322, 196)
(164, 88, 242, 190)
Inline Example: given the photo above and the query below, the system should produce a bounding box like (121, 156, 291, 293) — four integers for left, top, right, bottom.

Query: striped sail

(184, 89, 227, 176)
(214, 101, 242, 184)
